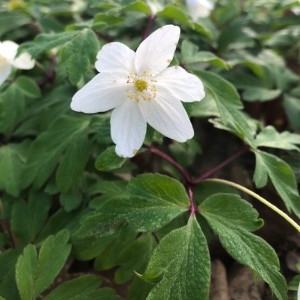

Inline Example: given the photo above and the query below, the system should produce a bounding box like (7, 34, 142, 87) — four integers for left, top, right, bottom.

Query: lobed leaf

(140, 216, 210, 300)
(128, 173, 190, 207)
(15, 230, 71, 300)
(199, 193, 263, 231)
(0, 142, 28, 196)
(195, 70, 256, 146)
(43, 275, 121, 300)
(19, 31, 78, 58)
(253, 150, 300, 216)
(56, 133, 91, 193)
(95, 146, 127, 172)
(11, 192, 52, 244)
(23, 115, 90, 189)
(60, 29, 99, 85)
(255, 125, 300, 151)
(200, 193, 287, 300)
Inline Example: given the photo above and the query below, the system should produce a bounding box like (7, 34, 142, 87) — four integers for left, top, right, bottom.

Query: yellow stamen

(134, 79, 148, 92)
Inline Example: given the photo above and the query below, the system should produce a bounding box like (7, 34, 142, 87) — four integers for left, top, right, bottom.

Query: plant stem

(148, 145, 192, 184)
(205, 178, 300, 232)
(142, 14, 156, 40)
(195, 145, 249, 182)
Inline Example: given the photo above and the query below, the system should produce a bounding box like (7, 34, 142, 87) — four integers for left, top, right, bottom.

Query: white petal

(156, 66, 205, 102)
(186, 0, 214, 20)
(140, 95, 194, 142)
(0, 41, 18, 62)
(134, 25, 180, 75)
(111, 100, 146, 158)
(12, 52, 35, 69)
(95, 42, 135, 73)
(71, 72, 128, 113)
(0, 60, 12, 85)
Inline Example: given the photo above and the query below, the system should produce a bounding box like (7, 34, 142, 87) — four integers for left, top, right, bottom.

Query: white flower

(0, 40, 35, 86)
(291, 6, 300, 15)
(71, 25, 205, 158)
(186, 0, 214, 20)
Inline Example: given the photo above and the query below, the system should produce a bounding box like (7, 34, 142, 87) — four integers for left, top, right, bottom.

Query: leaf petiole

(205, 178, 300, 232)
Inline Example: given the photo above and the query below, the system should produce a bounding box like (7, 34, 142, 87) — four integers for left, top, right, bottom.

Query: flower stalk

(205, 178, 300, 232)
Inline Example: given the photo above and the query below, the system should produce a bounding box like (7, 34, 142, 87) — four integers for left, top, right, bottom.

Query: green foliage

(95, 146, 127, 171)
(1, 0, 299, 299)
(23, 115, 91, 190)
(11, 192, 52, 244)
(140, 216, 210, 300)
(43, 275, 121, 300)
(200, 194, 287, 300)
(0, 142, 28, 196)
(253, 150, 300, 216)
(15, 230, 71, 300)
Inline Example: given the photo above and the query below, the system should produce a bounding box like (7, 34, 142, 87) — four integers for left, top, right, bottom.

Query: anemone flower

(186, 0, 214, 20)
(71, 25, 205, 158)
(0, 40, 35, 85)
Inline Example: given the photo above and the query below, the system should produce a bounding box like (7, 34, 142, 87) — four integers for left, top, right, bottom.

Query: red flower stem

(148, 145, 248, 214)
(193, 145, 249, 183)
(148, 145, 193, 184)
(142, 14, 156, 41)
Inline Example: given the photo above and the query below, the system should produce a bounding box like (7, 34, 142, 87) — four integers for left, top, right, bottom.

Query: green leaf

(157, 6, 193, 28)
(115, 234, 156, 284)
(0, 83, 25, 135)
(122, 1, 151, 15)
(43, 275, 121, 300)
(253, 150, 300, 216)
(77, 174, 189, 242)
(60, 29, 99, 85)
(93, 13, 124, 28)
(15, 245, 37, 300)
(59, 189, 83, 212)
(23, 116, 90, 189)
(185, 88, 219, 118)
(0, 249, 22, 281)
(243, 87, 281, 102)
(89, 180, 128, 208)
(140, 216, 210, 300)
(0, 142, 28, 196)
(14, 76, 41, 99)
(0, 11, 31, 35)
(200, 193, 263, 231)
(195, 70, 256, 146)
(283, 95, 300, 130)
(56, 133, 91, 193)
(95, 146, 127, 172)
(181, 40, 230, 69)
(128, 173, 190, 207)
(200, 194, 287, 300)
(255, 126, 300, 151)
(11, 192, 52, 244)
(15, 230, 71, 300)
(0, 265, 20, 300)
(19, 31, 78, 58)
(218, 21, 256, 52)
(38, 209, 84, 242)
(93, 234, 136, 271)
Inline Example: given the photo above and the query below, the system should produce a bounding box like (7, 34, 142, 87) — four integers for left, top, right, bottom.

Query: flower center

(127, 71, 157, 103)
(134, 79, 148, 92)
